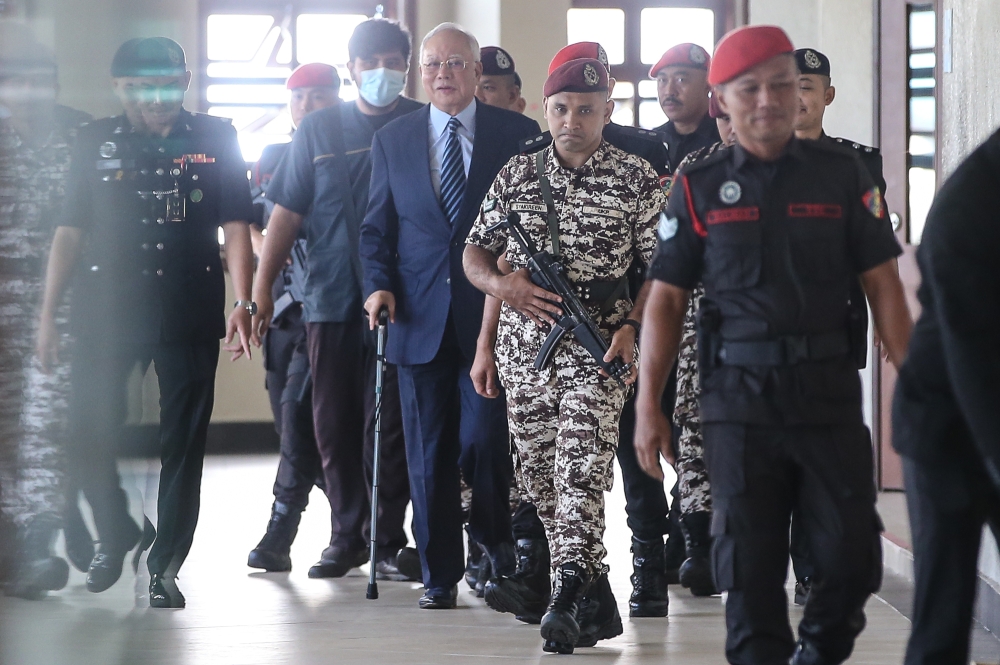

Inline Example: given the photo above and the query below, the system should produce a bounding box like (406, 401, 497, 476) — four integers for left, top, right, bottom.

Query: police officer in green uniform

(37, 37, 255, 608)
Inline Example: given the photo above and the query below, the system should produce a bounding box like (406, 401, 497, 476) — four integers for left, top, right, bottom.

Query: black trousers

(69, 341, 219, 577)
(703, 422, 882, 665)
(902, 442, 1000, 665)
(306, 320, 409, 557)
(263, 304, 324, 510)
(396, 321, 513, 590)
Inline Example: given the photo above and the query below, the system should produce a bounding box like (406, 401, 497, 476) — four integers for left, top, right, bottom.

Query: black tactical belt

(0, 257, 43, 277)
(717, 330, 850, 366)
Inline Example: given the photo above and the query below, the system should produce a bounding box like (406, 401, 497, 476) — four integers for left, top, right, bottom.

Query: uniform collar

(732, 136, 805, 170)
(664, 111, 717, 139)
(544, 138, 611, 176)
(115, 108, 194, 137)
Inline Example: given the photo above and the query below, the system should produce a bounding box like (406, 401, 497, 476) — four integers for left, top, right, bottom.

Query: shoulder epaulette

(610, 124, 663, 145)
(520, 131, 552, 154)
(676, 142, 729, 175)
(829, 136, 879, 156)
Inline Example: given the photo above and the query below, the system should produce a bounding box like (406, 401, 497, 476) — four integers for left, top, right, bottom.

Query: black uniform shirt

(648, 138, 901, 425)
(60, 109, 254, 345)
(654, 112, 721, 174)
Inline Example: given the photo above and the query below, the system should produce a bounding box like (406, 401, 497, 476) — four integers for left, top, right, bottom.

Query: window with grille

(906, 4, 936, 244)
(200, 1, 400, 162)
(568, 1, 728, 129)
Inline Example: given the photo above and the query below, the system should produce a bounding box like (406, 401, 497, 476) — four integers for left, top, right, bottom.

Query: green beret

(111, 37, 186, 77)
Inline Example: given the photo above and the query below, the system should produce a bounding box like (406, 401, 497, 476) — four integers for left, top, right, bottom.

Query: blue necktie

(439, 116, 466, 225)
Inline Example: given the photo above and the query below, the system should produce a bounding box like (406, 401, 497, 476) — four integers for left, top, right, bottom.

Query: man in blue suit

(360, 22, 540, 609)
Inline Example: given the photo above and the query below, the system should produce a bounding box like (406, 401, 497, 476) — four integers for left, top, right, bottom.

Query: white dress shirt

(428, 98, 477, 198)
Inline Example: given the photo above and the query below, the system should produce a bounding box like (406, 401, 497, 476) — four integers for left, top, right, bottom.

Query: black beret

(111, 37, 187, 77)
(481, 46, 516, 76)
(795, 48, 831, 78)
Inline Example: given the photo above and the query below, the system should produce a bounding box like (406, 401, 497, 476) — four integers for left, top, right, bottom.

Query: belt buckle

(782, 336, 809, 364)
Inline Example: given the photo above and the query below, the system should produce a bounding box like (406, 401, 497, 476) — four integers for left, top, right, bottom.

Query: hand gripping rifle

(486, 212, 632, 386)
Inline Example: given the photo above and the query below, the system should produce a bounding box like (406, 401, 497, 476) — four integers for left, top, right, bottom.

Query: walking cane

(367, 306, 389, 600)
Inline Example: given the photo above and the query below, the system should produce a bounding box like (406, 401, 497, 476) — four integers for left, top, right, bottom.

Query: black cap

(481, 46, 516, 76)
(111, 37, 187, 77)
(795, 48, 831, 78)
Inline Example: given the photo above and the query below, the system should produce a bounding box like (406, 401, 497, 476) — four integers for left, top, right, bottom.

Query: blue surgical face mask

(357, 67, 406, 108)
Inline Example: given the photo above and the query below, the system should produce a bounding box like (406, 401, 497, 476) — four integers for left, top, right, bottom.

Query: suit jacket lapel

(454, 103, 497, 239)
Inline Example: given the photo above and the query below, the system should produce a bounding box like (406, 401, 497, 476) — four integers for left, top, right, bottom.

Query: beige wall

(749, 0, 876, 146)
(939, 0, 1000, 177)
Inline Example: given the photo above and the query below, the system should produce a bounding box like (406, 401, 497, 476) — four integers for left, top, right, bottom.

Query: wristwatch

(234, 299, 258, 315)
(621, 318, 641, 335)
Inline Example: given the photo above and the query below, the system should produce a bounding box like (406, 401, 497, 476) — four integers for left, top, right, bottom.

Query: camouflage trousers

(507, 372, 626, 577)
(0, 276, 72, 526)
(673, 286, 712, 516)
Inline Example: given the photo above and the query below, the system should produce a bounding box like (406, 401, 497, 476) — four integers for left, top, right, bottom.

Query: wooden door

(875, 0, 938, 489)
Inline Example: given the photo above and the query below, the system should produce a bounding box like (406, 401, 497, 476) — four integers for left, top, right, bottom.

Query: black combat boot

(248, 501, 301, 572)
(576, 565, 624, 648)
(483, 538, 550, 623)
(678, 512, 717, 596)
(540, 563, 591, 655)
(663, 513, 685, 585)
(464, 526, 487, 590)
(6, 512, 70, 600)
(628, 537, 669, 617)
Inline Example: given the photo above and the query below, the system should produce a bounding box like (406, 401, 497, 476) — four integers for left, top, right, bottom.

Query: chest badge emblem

(190, 189, 204, 203)
(719, 180, 742, 205)
(99, 142, 117, 158)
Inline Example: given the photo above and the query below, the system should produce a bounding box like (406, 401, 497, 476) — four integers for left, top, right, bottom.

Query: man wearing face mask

(251, 18, 422, 582)
(38, 37, 256, 608)
(246, 63, 339, 573)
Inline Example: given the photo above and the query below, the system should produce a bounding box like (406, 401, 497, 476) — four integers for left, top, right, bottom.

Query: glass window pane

(207, 15, 276, 61)
(566, 8, 625, 65)
(908, 167, 935, 244)
(207, 84, 288, 105)
(910, 97, 935, 133)
(297, 14, 369, 66)
(639, 100, 666, 130)
(909, 52, 935, 69)
(610, 81, 633, 100)
(206, 63, 292, 79)
(909, 134, 935, 156)
(209, 105, 290, 162)
(611, 99, 633, 127)
(909, 10, 936, 50)
(640, 8, 715, 65)
(909, 77, 935, 90)
(637, 80, 658, 99)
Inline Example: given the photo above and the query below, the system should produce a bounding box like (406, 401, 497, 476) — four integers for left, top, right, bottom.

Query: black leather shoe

(63, 502, 95, 574)
(540, 563, 590, 655)
(131, 517, 156, 574)
(576, 566, 623, 648)
(395, 547, 422, 581)
(418, 585, 458, 609)
(248, 502, 301, 572)
(376, 547, 421, 582)
(307, 546, 368, 579)
(629, 537, 669, 617)
(149, 573, 185, 608)
(87, 517, 142, 593)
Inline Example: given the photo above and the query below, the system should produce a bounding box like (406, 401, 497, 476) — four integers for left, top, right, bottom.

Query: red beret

(548, 42, 609, 75)
(543, 58, 609, 97)
(649, 43, 710, 78)
(708, 25, 794, 86)
(481, 46, 516, 76)
(286, 63, 340, 90)
(708, 93, 724, 119)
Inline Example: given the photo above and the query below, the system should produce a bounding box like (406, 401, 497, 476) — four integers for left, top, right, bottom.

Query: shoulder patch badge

(719, 180, 742, 205)
(484, 198, 497, 213)
(658, 212, 679, 240)
(862, 187, 886, 219)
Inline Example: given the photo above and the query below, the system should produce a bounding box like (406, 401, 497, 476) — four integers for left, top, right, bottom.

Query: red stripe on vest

(787, 203, 843, 218)
(681, 174, 707, 238)
(706, 207, 761, 225)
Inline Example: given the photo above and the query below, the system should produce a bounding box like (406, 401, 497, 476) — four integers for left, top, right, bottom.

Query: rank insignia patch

(862, 187, 885, 219)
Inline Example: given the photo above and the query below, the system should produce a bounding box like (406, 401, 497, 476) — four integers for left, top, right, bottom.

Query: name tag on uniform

(582, 206, 625, 220)
(511, 202, 548, 214)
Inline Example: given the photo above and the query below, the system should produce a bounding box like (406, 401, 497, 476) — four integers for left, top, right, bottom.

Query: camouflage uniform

(0, 105, 89, 525)
(669, 142, 727, 518)
(467, 141, 664, 576)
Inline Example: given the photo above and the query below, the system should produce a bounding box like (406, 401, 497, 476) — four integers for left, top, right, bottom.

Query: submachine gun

(487, 212, 632, 387)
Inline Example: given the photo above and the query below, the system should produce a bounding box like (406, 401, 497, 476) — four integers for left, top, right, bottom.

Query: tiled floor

(0, 455, 938, 664)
